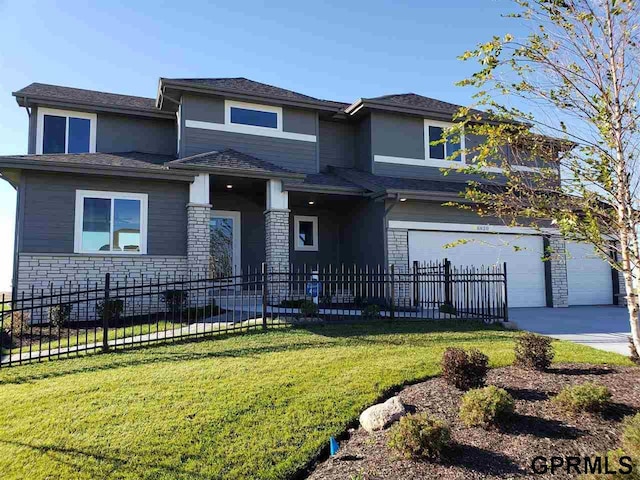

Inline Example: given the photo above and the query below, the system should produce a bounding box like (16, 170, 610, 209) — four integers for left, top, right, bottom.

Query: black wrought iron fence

(0, 259, 507, 368)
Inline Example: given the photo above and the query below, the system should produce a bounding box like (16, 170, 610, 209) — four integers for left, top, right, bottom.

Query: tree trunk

(621, 240, 640, 357)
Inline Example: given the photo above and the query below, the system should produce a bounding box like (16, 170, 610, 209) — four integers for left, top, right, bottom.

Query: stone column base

(187, 203, 211, 278)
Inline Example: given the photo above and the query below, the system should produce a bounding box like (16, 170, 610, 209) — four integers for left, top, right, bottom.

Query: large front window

(37, 108, 96, 154)
(74, 191, 147, 254)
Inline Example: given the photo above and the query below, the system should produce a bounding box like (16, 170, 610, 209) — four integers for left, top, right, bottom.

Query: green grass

(2, 320, 189, 355)
(0, 321, 632, 480)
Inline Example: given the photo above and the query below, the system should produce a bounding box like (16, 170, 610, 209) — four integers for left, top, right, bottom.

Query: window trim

(74, 190, 148, 255)
(294, 215, 319, 252)
(36, 108, 97, 155)
(424, 119, 466, 167)
(224, 100, 283, 132)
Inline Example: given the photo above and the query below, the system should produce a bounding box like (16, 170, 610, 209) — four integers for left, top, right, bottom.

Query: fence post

(102, 273, 110, 353)
(502, 262, 509, 322)
(261, 262, 268, 329)
(412, 260, 419, 307)
(390, 264, 395, 321)
(444, 258, 452, 306)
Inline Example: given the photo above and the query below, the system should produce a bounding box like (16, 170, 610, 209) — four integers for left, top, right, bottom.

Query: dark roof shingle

(168, 149, 303, 177)
(0, 152, 175, 170)
(363, 93, 485, 119)
(13, 83, 161, 114)
(330, 167, 469, 195)
(165, 77, 347, 106)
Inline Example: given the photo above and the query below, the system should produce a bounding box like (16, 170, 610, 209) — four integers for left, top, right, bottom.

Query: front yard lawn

(0, 321, 632, 480)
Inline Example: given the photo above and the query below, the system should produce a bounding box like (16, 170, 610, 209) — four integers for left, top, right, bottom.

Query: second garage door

(408, 230, 546, 308)
(567, 242, 613, 305)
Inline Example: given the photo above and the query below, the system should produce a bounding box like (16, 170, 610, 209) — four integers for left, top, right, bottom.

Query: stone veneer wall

(265, 210, 289, 303)
(548, 236, 569, 308)
(387, 228, 410, 304)
(17, 254, 189, 322)
(187, 203, 212, 277)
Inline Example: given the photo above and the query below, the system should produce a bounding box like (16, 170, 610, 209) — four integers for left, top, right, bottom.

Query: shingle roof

(13, 83, 161, 114)
(363, 93, 485, 119)
(165, 77, 348, 106)
(330, 167, 469, 195)
(300, 173, 365, 190)
(0, 151, 174, 170)
(168, 149, 304, 177)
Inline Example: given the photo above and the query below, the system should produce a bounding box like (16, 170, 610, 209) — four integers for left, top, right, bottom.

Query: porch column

(387, 228, 409, 305)
(546, 236, 569, 308)
(265, 179, 290, 302)
(187, 173, 211, 278)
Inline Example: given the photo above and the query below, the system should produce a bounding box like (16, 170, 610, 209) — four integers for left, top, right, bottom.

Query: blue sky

(0, 0, 521, 291)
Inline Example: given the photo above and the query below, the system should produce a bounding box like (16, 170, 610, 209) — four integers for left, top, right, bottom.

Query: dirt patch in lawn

(308, 363, 640, 479)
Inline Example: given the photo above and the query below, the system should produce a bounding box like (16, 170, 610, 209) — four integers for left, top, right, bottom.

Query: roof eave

(158, 79, 346, 112)
(166, 163, 306, 180)
(13, 93, 174, 120)
(0, 158, 194, 182)
(282, 181, 366, 196)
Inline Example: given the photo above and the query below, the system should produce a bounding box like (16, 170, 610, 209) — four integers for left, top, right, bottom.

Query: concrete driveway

(508, 306, 632, 356)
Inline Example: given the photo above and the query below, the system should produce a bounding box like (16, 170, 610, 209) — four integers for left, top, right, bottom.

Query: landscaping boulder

(359, 396, 406, 433)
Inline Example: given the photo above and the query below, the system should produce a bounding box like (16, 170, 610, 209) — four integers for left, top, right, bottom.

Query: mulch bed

(308, 363, 640, 479)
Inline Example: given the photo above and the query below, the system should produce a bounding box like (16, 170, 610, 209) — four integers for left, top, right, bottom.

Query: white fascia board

(388, 220, 558, 236)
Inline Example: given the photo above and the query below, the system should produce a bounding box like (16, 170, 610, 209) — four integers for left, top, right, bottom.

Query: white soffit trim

(374, 155, 542, 173)
(388, 220, 557, 236)
(185, 119, 317, 143)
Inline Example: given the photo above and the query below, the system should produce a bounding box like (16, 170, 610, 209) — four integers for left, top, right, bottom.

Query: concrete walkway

(509, 306, 632, 356)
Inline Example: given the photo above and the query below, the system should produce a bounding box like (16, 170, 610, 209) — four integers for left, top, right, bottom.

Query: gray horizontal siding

(21, 172, 188, 256)
(371, 112, 424, 159)
(283, 108, 317, 136)
(97, 113, 176, 156)
(181, 93, 317, 135)
(372, 161, 491, 183)
(387, 200, 506, 225)
(354, 116, 372, 172)
(319, 120, 355, 170)
(183, 127, 317, 173)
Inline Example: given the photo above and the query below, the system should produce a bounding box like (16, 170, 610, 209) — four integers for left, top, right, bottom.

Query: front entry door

(210, 210, 241, 277)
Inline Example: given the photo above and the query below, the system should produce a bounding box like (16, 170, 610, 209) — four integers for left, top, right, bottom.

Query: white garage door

(408, 230, 546, 308)
(567, 242, 613, 305)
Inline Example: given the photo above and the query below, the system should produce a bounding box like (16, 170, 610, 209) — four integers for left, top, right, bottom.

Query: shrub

(387, 413, 450, 460)
(438, 303, 457, 315)
(553, 382, 611, 414)
(2, 311, 30, 337)
(161, 290, 189, 311)
(362, 304, 381, 319)
(441, 347, 489, 390)
(629, 337, 640, 366)
(96, 299, 124, 324)
(298, 300, 318, 317)
(514, 332, 555, 371)
(48, 303, 73, 327)
(623, 413, 640, 457)
(459, 386, 515, 429)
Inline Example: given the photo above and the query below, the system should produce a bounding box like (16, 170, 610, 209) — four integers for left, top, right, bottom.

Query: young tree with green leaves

(449, 0, 640, 354)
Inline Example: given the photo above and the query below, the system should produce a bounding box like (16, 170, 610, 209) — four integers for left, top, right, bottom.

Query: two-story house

(0, 78, 621, 308)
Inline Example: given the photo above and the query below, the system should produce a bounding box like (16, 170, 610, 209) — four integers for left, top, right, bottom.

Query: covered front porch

(183, 168, 385, 277)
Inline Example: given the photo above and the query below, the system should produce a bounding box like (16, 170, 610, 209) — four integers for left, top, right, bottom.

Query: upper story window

(225, 100, 282, 131)
(425, 120, 465, 163)
(74, 190, 148, 255)
(36, 108, 97, 154)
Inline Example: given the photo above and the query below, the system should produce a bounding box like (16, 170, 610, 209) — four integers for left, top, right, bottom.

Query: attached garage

(407, 228, 547, 308)
(566, 242, 613, 306)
